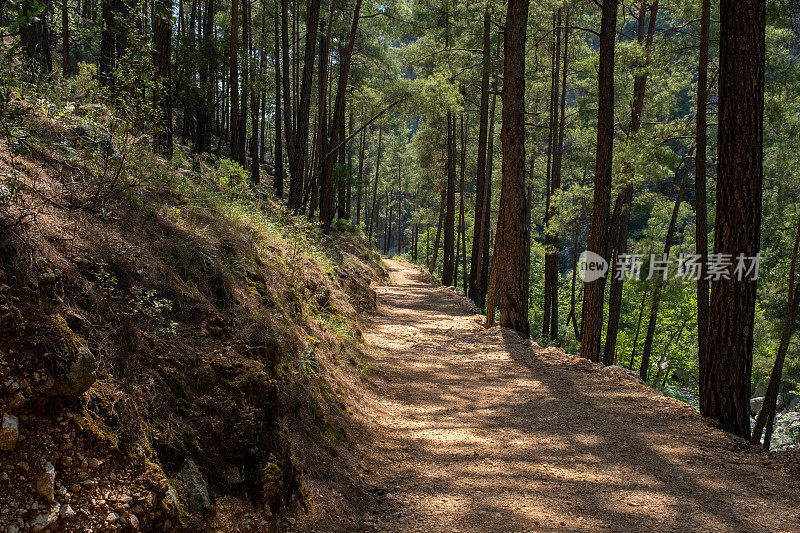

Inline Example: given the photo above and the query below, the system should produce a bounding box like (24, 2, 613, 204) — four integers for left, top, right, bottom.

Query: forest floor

(294, 258, 800, 533)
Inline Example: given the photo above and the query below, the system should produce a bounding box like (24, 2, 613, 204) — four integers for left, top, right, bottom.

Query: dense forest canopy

(3, 0, 800, 446)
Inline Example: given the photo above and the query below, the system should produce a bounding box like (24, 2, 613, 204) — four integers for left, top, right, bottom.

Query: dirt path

(334, 258, 800, 533)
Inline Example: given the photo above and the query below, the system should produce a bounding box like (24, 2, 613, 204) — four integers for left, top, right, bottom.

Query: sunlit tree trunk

(579, 0, 617, 362)
(486, 0, 530, 338)
(702, 0, 765, 440)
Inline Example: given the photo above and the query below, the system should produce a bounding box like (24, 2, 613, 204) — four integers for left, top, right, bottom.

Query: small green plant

(298, 350, 321, 379)
(128, 286, 177, 334)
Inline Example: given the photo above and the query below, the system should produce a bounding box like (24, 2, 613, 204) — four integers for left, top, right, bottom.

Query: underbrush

(0, 75, 386, 529)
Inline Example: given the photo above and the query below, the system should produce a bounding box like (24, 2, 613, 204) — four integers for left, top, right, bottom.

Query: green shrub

(214, 158, 248, 191)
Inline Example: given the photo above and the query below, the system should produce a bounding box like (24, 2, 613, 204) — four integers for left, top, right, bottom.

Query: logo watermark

(577, 252, 760, 282)
(578, 251, 609, 282)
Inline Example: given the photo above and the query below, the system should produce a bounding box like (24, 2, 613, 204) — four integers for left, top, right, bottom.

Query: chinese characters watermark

(578, 252, 760, 282)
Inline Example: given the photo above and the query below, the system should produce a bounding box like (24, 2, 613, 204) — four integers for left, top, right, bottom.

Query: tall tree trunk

(542, 8, 561, 339)
(702, 0, 765, 440)
(579, 0, 617, 362)
(603, 1, 657, 366)
(368, 125, 383, 242)
(99, 0, 115, 86)
(442, 114, 457, 286)
(345, 109, 353, 220)
(315, 18, 330, 221)
(485, 0, 530, 338)
(280, 0, 295, 191)
(696, 0, 711, 408)
(397, 156, 402, 254)
(459, 114, 467, 293)
(273, 8, 285, 197)
(356, 116, 366, 225)
(429, 188, 446, 274)
(287, 0, 322, 211)
(229, 0, 241, 164)
(469, 7, 492, 308)
(153, 0, 173, 157)
(481, 82, 497, 309)
(547, 8, 569, 342)
(752, 213, 800, 447)
(238, 0, 250, 166)
(317, 0, 361, 225)
(62, 0, 70, 77)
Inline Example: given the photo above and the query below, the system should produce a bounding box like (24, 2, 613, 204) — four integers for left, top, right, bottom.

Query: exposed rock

(36, 262, 64, 314)
(60, 504, 75, 519)
(771, 410, 800, 450)
(179, 458, 212, 511)
(44, 345, 97, 397)
(601, 365, 644, 384)
(31, 503, 60, 532)
(129, 513, 140, 529)
(106, 511, 119, 522)
(65, 310, 87, 330)
(788, 395, 800, 412)
(36, 462, 56, 502)
(0, 413, 19, 451)
(750, 396, 764, 416)
(74, 124, 120, 158)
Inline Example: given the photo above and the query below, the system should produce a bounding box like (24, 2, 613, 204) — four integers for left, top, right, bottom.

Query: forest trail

(341, 258, 800, 532)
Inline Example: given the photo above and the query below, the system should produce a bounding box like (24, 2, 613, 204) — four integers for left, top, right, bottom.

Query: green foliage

(214, 158, 249, 191)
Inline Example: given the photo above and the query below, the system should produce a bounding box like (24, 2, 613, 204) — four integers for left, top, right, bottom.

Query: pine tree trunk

(153, 0, 173, 157)
(356, 117, 366, 225)
(603, 1, 657, 366)
(229, 0, 240, 164)
(459, 114, 467, 293)
(62, 0, 70, 77)
(579, 0, 617, 362)
(696, 0, 711, 408)
(469, 7, 492, 308)
(273, 8, 285, 197)
(542, 9, 561, 339)
(442, 114, 457, 286)
(397, 156, 402, 254)
(429, 188, 446, 274)
(287, 0, 322, 211)
(368, 126, 383, 242)
(702, 0, 765, 440)
(485, 0, 530, 338)
(309, 17, 326, 220)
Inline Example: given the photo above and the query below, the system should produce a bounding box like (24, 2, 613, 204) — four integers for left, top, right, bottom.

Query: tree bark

(287, 0, 322, 211)
(429, 188, 446, 274)
(696, 0, 711, 408)
(229, 0, 241, 164)
(579, 0, 617, 362)
(273, 8, 285, 197)
(368, 125, 383, 242)
(442, 114, 457, 286)
(702, 0, 765, 440)
(485, 0, 530, 338)
(153, 0, 173, 158)
(543, 9, 561, 339)
(62, 0, 70, 77)
(469, 7, 493, 308)
(603, 1, 657, 366)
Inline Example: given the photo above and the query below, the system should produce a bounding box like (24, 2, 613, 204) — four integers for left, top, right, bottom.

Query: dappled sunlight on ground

(345, 259, 800, 533)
